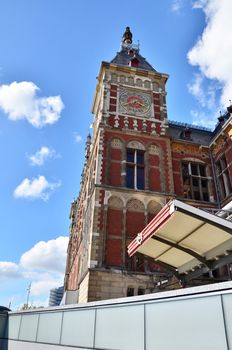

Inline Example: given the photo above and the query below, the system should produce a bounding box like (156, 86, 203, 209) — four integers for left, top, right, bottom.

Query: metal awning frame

(128, 200, 232, 284)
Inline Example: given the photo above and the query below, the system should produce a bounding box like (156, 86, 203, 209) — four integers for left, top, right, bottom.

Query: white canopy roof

(128, 200, 232, 280)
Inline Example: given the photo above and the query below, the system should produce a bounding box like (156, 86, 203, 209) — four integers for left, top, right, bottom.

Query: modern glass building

(49, 286, 64, 307)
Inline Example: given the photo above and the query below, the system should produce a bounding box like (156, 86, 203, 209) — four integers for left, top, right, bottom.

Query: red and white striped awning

(128, 200, 232, 277)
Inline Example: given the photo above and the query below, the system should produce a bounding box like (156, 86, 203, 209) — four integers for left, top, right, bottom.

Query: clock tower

(65, 27, 174, 303)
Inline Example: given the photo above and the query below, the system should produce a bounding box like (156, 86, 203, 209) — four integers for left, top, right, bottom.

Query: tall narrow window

(216, 155, 232, 200)
(126, 149, 145, 189)
(182, 161, 209, 201)
(138, 288, 145, 295)
(127, 287, 134, 297)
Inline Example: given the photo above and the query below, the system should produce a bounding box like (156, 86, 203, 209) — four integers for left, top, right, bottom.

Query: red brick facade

(64, 34, 232, 303)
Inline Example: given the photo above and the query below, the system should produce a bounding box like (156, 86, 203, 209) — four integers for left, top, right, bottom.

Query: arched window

(120, 75, 126, 84)
(182, 161, 209, 201)
(136, 78, 143, 87)
(111, 74, 117, 83)
(127, 286, 134, 296)
(144, 80, 151, 89)
(126, 141, 145, 190)
(216, 155, 232, 200)
(152, 82, 159, 91)
(128, 77, 134, 85)
(109, 138, 123, 187)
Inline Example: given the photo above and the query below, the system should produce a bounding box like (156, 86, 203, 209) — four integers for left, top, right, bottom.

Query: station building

(64, 27, 232, 304)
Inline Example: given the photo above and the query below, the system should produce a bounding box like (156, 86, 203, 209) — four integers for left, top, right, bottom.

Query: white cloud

(74, 132, 83, 143)
(20, 236, 68, 273)
(0, 236, 68, 307)
(30, 275, 64, 297)
(188, 73, 218, 110)
(0, 81, 64, 127)
(171, 0, 184, 13)
(188, 0, 232, 108)
(192, 0, 208, 9)
(14, 175, 61, 201)
(0, 262, 21, 279)
(29, 146, 58, 166)
(21, 236, 68, 298)
(188, 73, 206, 106)
(190, 109, 216, 129)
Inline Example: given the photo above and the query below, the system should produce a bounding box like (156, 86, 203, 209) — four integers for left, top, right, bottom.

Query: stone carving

(111, 138, 123, 149)
(160, 122, 168, 135)
(114, 115, 120, 128)
(133, 119, 138, 131)
(108, 196, 124, 209)
(149, 144, 160, 155)
(147, 200, 162, 214)
(124, 116, 129, 129)
(142, 119, 147, 132)
(172, 143, 208, 158)
(151, 123, 157, 135)
(127, 198, 145, 212)
(127, 140, 145, 150)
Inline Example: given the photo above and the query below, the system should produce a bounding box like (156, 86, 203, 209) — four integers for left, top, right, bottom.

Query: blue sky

(0, 0, 231, 309)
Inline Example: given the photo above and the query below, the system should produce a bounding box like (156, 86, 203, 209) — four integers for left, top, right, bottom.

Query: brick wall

(103, 130, 171, 193)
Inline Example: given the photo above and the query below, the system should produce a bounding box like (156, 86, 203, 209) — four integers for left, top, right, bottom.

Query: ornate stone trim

(182, 157, 205, 163)
(127, 140, 145, 150)
(108, 196, 124, 209)
(147, 200, 162, 214)
(111, 138, 123, 149)
(114, 115, 120, 128)
(126, 198, 145, 212)
(149, 144, 160, 155)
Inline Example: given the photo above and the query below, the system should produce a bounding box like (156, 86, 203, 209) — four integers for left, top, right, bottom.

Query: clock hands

(123, 99, 144, 108)
(119, 92, 151, 115)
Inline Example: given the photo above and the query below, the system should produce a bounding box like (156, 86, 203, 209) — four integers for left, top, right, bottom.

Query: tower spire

(122, 26, 133, 45)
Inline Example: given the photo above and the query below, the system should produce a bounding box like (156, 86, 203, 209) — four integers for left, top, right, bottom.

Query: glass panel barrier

(145, 295, 227, 350)
(61, 309, 95, 348)
(4, 284, 232, 349)
(8, 315, 21, 340)
(222, 293, 232, 348)
(95, 304, 144, 350)
(19, 314, 39, 342)
(37, 312, 62, 344)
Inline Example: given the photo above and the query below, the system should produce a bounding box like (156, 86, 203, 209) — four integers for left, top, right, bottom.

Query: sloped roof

(168, 121, 213, 145)
(110, 48, 156, 72)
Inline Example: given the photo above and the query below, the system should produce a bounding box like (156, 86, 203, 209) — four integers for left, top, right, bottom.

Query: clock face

(119, 90, 151, 116)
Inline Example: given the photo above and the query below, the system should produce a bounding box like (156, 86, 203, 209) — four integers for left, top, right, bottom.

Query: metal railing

(200, 208, 232, 221)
